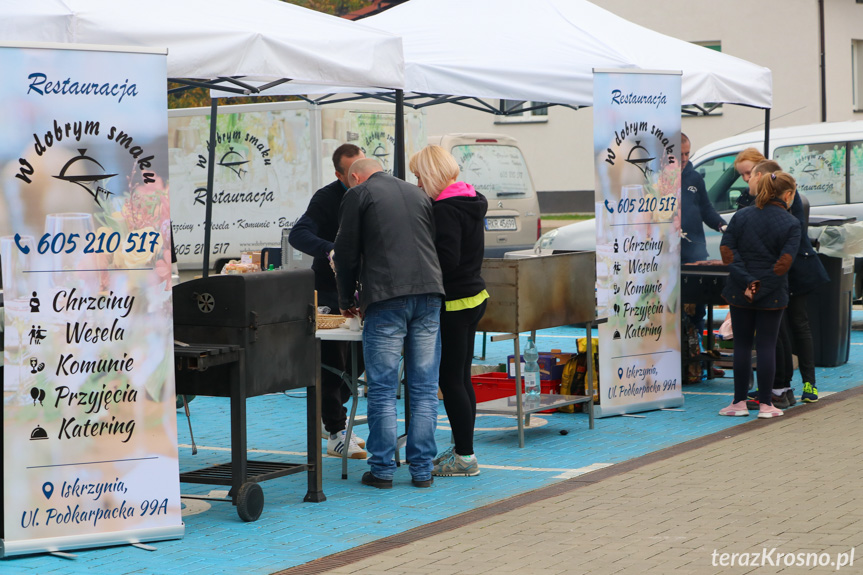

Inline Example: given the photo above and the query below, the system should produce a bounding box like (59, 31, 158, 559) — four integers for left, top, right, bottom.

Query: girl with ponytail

(718, 171, 801, 419)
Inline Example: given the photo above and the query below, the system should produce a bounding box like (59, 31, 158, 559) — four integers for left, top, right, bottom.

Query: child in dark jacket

(719, 171, 801, 419)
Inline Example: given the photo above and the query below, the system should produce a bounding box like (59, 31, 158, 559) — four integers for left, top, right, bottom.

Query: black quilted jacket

(720, 200, 801, 309)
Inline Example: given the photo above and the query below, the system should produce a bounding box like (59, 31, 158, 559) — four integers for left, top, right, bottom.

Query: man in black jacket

(680, 134, 727, 373)
(288, 143, 366, 460)
(334, 159, 444, 489)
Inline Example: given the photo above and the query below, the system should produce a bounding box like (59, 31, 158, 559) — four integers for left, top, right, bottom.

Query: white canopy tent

(269, 0, 771, 111)
(257, 0, 773, 181)
(0, 0, 404, 92)
(0, 0, 405, 273)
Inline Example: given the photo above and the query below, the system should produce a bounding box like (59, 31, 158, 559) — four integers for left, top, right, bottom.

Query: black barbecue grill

(173, 269, 325, 521)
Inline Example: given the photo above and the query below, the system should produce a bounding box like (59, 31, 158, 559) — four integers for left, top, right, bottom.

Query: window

(854, 40, 863, 112)
(682, 42, 723, 116)
(848, 140, 863, 203)
(495, 100, 549, 124)
(695, 154, 746, 212)
(450, 144, 535, 199)
(775, 143, 847, 206)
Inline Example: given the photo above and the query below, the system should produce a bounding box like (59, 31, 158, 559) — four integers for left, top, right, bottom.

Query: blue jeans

(362, 294, 442, 481)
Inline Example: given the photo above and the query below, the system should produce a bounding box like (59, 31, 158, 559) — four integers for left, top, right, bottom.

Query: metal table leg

(342, 340, 362, 480)
(586, 322, 595, 430)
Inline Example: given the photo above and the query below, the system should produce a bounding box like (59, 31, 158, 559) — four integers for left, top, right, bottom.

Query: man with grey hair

(334, 159, 444, 489)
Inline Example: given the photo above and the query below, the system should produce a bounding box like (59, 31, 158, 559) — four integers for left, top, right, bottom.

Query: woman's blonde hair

(409, 145, 460, 199)
(755, 170, 796, 209)
(733, 147, 766, 169)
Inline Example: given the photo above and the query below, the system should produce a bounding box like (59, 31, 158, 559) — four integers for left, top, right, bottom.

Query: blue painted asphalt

(4, 311, 863, 574)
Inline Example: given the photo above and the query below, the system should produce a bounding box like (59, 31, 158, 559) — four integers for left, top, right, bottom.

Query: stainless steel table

(477, 252, 600, 447)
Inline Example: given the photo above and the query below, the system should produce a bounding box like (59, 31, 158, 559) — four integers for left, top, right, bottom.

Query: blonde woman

(410, 145, 488, 477)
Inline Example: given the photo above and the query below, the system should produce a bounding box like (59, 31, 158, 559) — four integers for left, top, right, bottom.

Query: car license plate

(485, 217, 517, 231)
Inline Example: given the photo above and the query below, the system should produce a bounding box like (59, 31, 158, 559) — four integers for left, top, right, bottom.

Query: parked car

(428, 133, 541, 258)
(535, 120, 863, 294)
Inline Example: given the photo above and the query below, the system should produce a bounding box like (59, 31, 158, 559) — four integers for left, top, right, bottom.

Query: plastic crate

(471, 372, 561, 413)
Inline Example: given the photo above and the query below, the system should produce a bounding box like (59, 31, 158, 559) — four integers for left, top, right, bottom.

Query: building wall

(424, 0, 863, 205)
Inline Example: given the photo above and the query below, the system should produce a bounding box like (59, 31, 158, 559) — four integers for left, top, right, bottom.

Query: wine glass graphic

(44, 213, 97, 291)
(620, 184, 647, 224)
(1, 234, 35, 302)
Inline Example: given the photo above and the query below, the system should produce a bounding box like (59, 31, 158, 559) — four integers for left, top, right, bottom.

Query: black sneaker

(411, 477, 433, 488)
(785, 388, 797, 407)
(361, 471, 392, 489)
(771, 392, 791, 409)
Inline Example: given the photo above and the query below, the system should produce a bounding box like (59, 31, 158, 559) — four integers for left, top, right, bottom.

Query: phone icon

(604, 199, 614, 214)
(14, 233, 31, 254)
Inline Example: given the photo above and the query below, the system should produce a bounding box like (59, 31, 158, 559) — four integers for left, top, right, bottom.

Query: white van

(537, 121, 863, 262)
(691, 120, 863, 217)
(427, 133, 541, 258)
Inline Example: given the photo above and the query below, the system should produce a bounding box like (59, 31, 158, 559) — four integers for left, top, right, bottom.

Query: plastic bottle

(523, 337, 541, 396)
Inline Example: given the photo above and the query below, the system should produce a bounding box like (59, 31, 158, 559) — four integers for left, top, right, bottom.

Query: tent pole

(202, 97, 219, 278)
(395, 89, 406, 180)
(763, 108, 771, 158)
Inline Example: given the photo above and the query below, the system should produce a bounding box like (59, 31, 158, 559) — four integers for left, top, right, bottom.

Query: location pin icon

(617, 367, 623, 380)
(42, 481, 54, 500)
(613, 303, 620, 314)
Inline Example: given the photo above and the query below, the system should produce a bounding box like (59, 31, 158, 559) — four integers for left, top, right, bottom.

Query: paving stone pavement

(3, 320, 861, 575)
(291, 387, 863, 575)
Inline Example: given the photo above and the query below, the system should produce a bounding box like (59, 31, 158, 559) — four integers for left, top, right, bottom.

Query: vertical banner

(168, 106, 316, 269)
(0, 43, 183, 557)
(593, 70, 684, 417)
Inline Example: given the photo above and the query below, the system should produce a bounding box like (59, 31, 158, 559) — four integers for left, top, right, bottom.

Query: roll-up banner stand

(0, 42, 184, 557)
(593, 69, 684, 418)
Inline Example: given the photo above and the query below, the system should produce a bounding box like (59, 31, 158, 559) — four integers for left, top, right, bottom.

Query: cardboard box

(241, 251, 261, 265)
(507, 349, 572, 380)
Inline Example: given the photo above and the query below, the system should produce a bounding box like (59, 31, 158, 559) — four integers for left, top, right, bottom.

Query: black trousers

(438, 300, 487, 456)
(729, 306, 784, 406)
(773, 311, 793, 389)
(786, 293, 816, 385)
(321, 340, 364, 435)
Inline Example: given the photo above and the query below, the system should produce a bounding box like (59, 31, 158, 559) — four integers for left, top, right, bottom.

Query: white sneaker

(327, 431, 367, 459)
(321, 422, 366, 448)
(350, 431, 366, 448)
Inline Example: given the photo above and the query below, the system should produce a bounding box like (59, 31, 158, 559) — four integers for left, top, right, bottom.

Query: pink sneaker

(719, 401, 749, 416)
(758, 404, 784, 419)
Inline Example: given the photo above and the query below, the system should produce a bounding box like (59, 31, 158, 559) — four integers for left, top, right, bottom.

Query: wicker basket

(316, 314, 347, 330)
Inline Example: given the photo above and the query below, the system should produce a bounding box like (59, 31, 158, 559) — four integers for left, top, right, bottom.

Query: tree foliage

(282, 0, 369, 16)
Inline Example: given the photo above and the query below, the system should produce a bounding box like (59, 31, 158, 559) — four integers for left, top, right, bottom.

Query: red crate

(471, 372, 561, 413)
